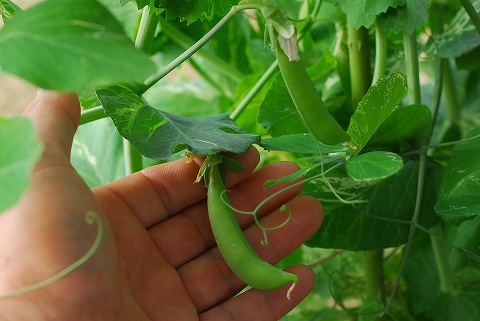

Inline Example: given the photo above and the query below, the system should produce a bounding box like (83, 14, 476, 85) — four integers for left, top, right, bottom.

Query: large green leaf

(347, 73, 407, 157)
(379, 0, 429, 35)
(404, 217, 480, 321)
(435, 131, 480, 222)
(0, 117, 42, 213)
(329, 0, 404, 29)
(96, 84, 259, 159)
(307, 160, 440, 250)
(369, 103, 432, 146)
(151, 0, 237, 24)
(0, 0, 155, 91)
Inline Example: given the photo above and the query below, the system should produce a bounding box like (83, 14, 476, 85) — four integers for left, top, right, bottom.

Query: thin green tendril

(0, 211, 104, 300)
(220, 191, 292, 246)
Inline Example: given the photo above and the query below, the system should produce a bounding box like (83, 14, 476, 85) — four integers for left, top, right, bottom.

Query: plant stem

(384, 151, 427, 313)
(364, 249, 385, 304)
(459, 0, 480, 35)
(158, 18, 244, 83)
(442, 59, 460, 123)
(79, 106, 106, 125)
(135, 7, 158, 53)
(123, 139, 143, 175)
(230, 60, 278, 120)
(347, 24, 372, 109)
(429, 224, 455, 293)
(403, 32, 421, 104)
(372, 19, 387, 85)
(143, 4, 262, 93)
(122, 6, 158, 174)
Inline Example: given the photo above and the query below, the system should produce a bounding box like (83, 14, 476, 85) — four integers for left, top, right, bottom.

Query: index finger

(93, 147, 260, 228)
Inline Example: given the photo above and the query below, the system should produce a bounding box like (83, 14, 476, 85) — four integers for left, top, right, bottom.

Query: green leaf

(0, 0, 156, 91)
(404, 220, 480, 321)
(261, 133, 347, 154)
(379, 0, 429, 35)
(151, 0, 237, 24)
(0, 0, 22, 23)
(369, 103, 432, 146)
(71, 119, 125, 188)
(435, 131, 480, 222)
(346, 151, 403, 182)
(96, 84, 259, 159)
(429, 2, 480, 59)
(307, 160, 440, 250)
(258, 74, 309, 137)
(347, 73, 407, 157)
(332, 0, 405, 29)
(0, 117, 43, 213)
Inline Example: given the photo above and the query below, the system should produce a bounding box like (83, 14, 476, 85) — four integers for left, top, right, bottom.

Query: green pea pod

(206, 164, 298, 295)
(276, 44, 350, 145)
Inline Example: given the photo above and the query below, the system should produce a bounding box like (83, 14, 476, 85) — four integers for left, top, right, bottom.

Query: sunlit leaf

(0, 0, 155, 91)
(346, 151, 403, 182)
(347, 73, 407, 157)
(96, 84, 259, 159)
(0, 117, 42, 213)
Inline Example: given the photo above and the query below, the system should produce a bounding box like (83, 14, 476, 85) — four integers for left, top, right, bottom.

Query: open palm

(0, 92, 323, 321)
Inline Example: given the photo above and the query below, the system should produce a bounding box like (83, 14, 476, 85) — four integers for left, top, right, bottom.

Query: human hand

(0, 91, 323, 321)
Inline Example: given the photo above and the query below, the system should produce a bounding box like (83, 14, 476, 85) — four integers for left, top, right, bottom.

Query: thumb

(23, 91, 80, 167)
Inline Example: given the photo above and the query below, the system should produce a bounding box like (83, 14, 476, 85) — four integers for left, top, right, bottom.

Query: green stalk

(158, 18, 243, 83)
(347, 24, 372, 109)
(123, 6, 158, 174)
(442, 59, 460, 123)
(459, 0, 480, 35)
(143, 4, 262, 93)
(427, 3, 455, 294)
(79, 106, 106, 125)
(430, 224, 455, 293)
(403, 32, 421, 104)
(135, 7, 158, 53)
(364, 249, 385, 304)
(230, 60, 278, 120)
(345, 19, 385, 313)
(372, 19, 387, 85)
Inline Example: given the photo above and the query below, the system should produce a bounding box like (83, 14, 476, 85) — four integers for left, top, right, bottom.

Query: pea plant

(1, 0, 480, 319)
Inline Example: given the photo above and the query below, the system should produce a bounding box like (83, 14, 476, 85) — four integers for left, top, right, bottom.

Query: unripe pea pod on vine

(275, 35, 350, 146)
(205, 162, 298, 298)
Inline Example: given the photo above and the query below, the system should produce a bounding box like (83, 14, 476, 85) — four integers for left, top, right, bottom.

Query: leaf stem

(363, 249, 385, 304)
(143, 4, 263, 93)
(79, 106, 106, 125)
(459, 0, 480, 35)
(403, 32, 421, 104)
(347, 24, 372, 109)
(158, 18, 244, 83)
(230, 60, 278, 120)
(135, 7, 158, 53)
(429, 224, 455, 293)
(123, 139, 143, 174)
(372, 19, 387, 85)
(384, 150, 427, 313)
